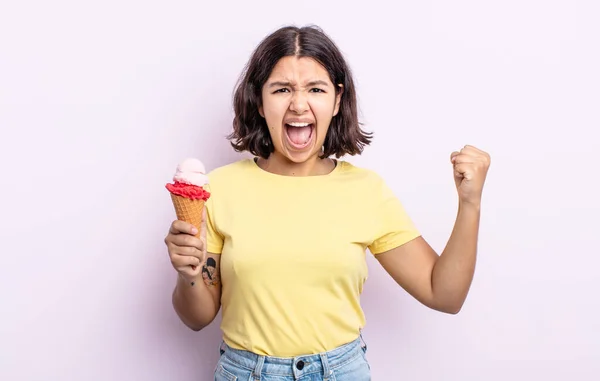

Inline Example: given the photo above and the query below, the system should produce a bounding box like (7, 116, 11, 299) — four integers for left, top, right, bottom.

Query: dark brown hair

(228, 25, 372, 159)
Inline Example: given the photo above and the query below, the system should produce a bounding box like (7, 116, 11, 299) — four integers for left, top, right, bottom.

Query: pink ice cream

(173, 158, 209, 186)
(165, 158, 210, 201)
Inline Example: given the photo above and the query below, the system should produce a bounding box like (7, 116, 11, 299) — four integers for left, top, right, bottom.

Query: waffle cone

(170, 193, 205, 238)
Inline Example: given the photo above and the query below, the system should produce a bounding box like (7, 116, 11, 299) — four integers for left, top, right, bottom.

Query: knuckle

(183, 235, 195, 247)
(174, 235, 186, 246)
(177, 257, 189, 268)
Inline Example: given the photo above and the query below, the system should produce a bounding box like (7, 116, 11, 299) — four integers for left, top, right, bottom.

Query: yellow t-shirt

(205, 158, 420, 357)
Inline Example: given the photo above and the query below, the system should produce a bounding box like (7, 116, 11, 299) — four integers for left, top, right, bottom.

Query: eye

(274, 88, 290, 94)
(309, 88, 326, 93)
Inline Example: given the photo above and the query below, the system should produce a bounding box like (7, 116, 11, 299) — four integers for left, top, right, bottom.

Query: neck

(257, 152, 335, 176)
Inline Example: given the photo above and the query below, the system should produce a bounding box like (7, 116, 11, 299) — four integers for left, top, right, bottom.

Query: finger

(460, 145, 481, 154)
(171, 245, 201, 257)
(169, 234, 204, 251)
(452, 154, 476, 164)
(461, 145, 491, 161)
(172, 253, 202, 268)
(450, 151, 460, 163)
(169, 220, 198, 236)
(178, 264, 202, 279)
(456, 156, 491, 170)
(201, 207, 207, 248)
(199, 208, 208, 261)
(169, 245, 205, 264)
(453, 163, 474, 180)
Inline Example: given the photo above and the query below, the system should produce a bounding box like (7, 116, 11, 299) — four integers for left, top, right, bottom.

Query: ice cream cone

(166, 158, 211, 271)
(170, 193, 204, 239)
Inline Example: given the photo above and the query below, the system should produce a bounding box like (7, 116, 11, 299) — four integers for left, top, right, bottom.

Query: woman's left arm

(375, 145, 491, 314)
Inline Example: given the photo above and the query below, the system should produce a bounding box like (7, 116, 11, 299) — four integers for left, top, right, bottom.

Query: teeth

(287, 122, 311, 127)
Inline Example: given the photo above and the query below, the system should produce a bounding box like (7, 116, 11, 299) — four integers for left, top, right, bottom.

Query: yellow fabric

(205, 158, 420, 357)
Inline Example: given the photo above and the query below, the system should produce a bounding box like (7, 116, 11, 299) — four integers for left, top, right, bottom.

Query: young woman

(164, 25, 491, 381)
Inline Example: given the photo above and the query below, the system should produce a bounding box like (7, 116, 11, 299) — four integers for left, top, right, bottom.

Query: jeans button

(296, 360, 305, 370)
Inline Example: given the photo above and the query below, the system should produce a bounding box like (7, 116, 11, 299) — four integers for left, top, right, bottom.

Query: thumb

(450, 151, 460, 163)
(451, 151, 461, 187)
(201, 207, 207, 241)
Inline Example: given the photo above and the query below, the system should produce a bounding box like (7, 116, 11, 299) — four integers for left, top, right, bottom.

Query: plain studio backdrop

(1, 1, 599, 380)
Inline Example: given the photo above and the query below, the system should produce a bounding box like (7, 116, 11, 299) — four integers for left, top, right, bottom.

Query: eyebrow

(267, 80, 330, 88)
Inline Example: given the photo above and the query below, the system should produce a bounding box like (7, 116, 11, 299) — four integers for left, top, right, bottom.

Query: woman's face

(260, 56, 342, 163)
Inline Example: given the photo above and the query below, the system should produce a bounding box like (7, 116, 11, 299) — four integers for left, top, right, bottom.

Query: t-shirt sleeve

(204, 183, 224, 254)
(368, 177, 421, 255)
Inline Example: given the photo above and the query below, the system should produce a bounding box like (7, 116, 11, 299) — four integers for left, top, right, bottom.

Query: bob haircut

(228, 25, 372, 159)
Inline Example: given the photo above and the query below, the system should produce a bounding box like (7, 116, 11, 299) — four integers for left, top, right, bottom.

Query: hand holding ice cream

(165, 158, 211, 279)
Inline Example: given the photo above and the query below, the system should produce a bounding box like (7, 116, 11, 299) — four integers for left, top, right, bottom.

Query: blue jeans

(214, 337, 371, 380)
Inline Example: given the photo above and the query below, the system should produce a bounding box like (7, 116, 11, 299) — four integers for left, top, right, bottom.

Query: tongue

(287, 125, 311, 145)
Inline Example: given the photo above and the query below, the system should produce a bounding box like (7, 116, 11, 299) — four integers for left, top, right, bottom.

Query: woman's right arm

(172, 253, 222, 331)
(165, 217, 222, 331)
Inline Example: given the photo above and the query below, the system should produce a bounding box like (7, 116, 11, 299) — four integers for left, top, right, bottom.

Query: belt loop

(320, 353, 333, 380)
(252, 355, 265, 380)
(359, 328, 368, 352)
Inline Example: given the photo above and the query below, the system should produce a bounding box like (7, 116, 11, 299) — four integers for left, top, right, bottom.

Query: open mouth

(284, 122, 315, 149)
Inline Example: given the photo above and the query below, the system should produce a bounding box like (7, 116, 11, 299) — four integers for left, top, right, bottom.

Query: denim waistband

(219, 336, 366, 378)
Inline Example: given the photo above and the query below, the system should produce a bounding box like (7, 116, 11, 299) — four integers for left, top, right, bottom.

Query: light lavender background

(1, 1, 599, 380)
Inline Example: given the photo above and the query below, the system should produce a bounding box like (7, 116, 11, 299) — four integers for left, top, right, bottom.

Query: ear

(259, 105, 264, 118)
(333, 84, 344, 116)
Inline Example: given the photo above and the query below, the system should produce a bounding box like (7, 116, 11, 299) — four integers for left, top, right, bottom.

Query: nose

(289, 90, 308, 114)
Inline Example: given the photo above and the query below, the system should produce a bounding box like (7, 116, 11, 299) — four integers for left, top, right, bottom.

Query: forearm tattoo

(200, 257, 220, 287)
